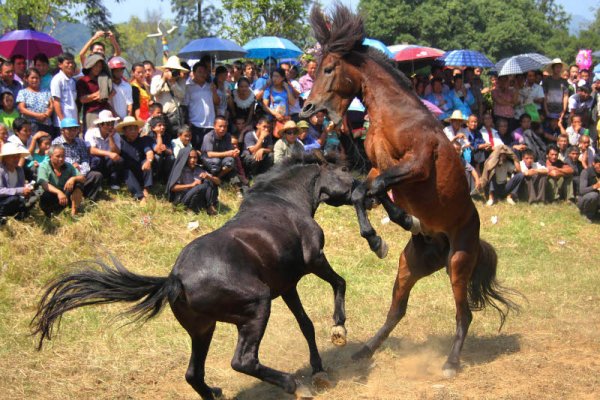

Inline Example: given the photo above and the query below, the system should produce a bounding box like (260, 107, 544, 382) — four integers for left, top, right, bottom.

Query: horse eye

(341, 166, 349, 172)
(324, 66, 334, 74)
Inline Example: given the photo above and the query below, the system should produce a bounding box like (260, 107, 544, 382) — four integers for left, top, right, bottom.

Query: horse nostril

(302, 103, 315, 113)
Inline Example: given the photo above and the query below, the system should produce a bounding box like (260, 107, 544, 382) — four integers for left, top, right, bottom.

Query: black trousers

(0, 195, 27, 218)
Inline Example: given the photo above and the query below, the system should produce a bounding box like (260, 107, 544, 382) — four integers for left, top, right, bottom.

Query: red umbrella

(394, 46, 445, 62)
(0, 30, 63, 60)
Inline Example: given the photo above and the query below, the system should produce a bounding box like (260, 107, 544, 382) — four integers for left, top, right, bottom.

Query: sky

(103, 0, 596, 27)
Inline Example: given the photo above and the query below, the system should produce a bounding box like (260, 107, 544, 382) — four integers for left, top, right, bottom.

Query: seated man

(84, 110, 123, 190)
(273, 121, 303, 164)
(38, 144, 85, 217)
(578, 153, 600, 222)
(519, 149, 548, 204)
(147, 116, 174, 183)
(241, 117, 273, 178)
(116, 116, 153, 204)
(0, 143, 35, 222)
(167, 148, 220, 215)
(201, 115, 239, 180)
(52, 118, 103, 201)
(556, 133, 570, 161)
(565, 146, 584, 196)
(546, 144, 574, 202)
(485, 146, 523, 206)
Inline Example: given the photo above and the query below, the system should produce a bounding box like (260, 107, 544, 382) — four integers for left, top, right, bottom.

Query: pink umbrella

(394, 45, 445, 62)
(421, 99, 442, 117)
(0, 30, 63, 60)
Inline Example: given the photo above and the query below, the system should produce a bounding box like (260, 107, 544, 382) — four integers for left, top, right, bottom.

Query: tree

(170, 0, 224, 39)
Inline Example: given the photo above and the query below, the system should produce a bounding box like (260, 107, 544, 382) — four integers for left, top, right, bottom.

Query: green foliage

(170, 0, 224, 39)
(0, 0, 85, 32)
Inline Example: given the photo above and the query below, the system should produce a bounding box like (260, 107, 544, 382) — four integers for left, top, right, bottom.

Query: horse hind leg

(184, 321, 222, 400)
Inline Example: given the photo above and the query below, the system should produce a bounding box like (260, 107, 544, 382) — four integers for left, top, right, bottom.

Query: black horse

(31, 153, 355, 400)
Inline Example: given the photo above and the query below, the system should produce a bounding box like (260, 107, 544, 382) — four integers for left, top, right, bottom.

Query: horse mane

(310, 3, 413, 92)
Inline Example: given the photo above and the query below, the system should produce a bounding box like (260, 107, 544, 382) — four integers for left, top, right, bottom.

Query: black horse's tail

(31, 256, 182, 350)
(468, 240, 521, 330)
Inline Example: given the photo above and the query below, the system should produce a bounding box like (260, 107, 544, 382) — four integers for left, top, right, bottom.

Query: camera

(172, 70, 180, 78)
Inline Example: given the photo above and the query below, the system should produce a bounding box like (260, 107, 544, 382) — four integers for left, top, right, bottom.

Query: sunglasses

(285, 131, 298, 135)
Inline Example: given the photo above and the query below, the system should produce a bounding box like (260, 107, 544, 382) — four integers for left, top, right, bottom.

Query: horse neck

(273, 166, 321, 216)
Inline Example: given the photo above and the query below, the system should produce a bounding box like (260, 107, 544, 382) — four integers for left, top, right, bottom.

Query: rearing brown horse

(300, 4, 518, 377)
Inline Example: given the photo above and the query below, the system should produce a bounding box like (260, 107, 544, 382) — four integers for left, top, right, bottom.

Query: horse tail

(31, 256, 182, 350)
(468, 240, 521, 330)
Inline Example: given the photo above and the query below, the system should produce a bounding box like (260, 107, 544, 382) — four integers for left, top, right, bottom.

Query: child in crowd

(171, 125, 193, 159)
(0, 92, 20, 134)
(27, 133, 51, 178)
(141, 102, 164, 136)
(147, 116, 174, 183)
(560, 114, 589, 146)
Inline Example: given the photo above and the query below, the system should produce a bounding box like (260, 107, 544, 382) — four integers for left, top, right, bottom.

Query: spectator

(262, 68, 295, 136)
(38, 144, 85, 217)
(479, 113, 504, 157)
(27, 133, 51, 178)
(143, 60, 157, 86)
(464, 67, 484, 119)
(517, 70, 545, 121)
(546, 144, 574, 202)
(185, 63, 219, 149)
(567, 64, 579, 95)
(307, 111, 328, 145)
(443, 110, 471, 160)
(16, 68, 53, 134)
(0, 92, 20, 133)
(577, 153, 600, 222)
(52, 118, 103, 201)
(556, 133, 570, 161)
(519, 148, 548, 204)
(151, 56, 188, 137)
(580, 69, 591, 86)
(297, 119, 321, 152)
(116, 116, 153, 203)
(465, 115, 486, 169)
(448, 74, 474, 118)
(565, 145, 584, 196)
(560, 114, 589, 146)
(108, 57, 133, 120)
(7, 118, 36, 171)
(141, 102, 163, 136)
(568, 83, 593, 127)
(214, 66, 230, 119)
(77, 53, 113, 130)
(0, 61, 23, 99)
(543, 59, 569, 121)
(33, 53, 52, 92)
(230, 61, 243, 89)
(492, 75, 518, 131)
(171, 125, 193, 159)
(167, 148, 220, 215)
(299, 59, 317, 94)
(542, 116, 561, 143)
(578, 135, 595, 169)
(147, 116, 174, 183)
(425, 78, 454, 121)
(228, 77, 256, 129)
(79, 31, 121, 66)
(130, 62, 151, 122)
(10, 55, 26, 85)
(84, 110, 123, 190)
(0, 123, 8, 151)
(0, 142, 34, 221)
(243, 61, 256, 85)
(200, 116, 238, 180)
(253, 56, 277, 96)
(484, 146, 523, 206)
(452, 141, 481, 195)
(281, 63, 303, 121)
(273, 121, 303, 164)
(241, 117, 273, 178)
(50, 53, 78, 133)
(511, 114, 532, 159)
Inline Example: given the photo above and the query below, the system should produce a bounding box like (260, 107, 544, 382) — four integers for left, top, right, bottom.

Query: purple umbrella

(0, 30, 63, 60)
(421, 98, 442, 117)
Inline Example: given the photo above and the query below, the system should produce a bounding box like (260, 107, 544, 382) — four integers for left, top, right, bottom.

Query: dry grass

(1, 189, 599, 400)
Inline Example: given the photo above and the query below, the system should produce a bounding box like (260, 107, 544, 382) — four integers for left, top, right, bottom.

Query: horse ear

(312, 149, 329, 165)
(310, 5, 330, 47)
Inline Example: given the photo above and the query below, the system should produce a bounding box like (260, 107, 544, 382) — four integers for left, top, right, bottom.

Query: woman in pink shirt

(492, 76, 519, 132)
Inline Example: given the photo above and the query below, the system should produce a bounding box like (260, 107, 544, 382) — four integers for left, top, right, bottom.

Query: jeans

(490, 173, 524, 199)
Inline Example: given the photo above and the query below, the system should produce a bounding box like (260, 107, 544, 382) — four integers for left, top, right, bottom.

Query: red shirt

(76, 75, 110, 114)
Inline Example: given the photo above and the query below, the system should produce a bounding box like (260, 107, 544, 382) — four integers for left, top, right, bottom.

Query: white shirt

(516, 83, 544, 118)
(289, 79, 302, 114)
(479, 127, 505, 147)
(109, 79, 133, 120)
(183, 81, 215, 128)
(520, 160, 547, 173)
(84, 127, 121, 152)
(443, 126, 470, 148)
(50, 70, 78, 126)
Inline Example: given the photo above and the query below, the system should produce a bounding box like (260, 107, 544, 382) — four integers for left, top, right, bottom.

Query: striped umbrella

(438, 49, 494, 68)
(495, 54, 550, 76)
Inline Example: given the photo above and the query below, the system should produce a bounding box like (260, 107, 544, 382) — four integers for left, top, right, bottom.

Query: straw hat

(545, 58, 568, 73)
(445, 110, 466, 123)
(116, 116, 145, 133)
(0, 142, 30, 159)
(94, 110, 120, 126)
(296, 120, 310, 130)
(279, 120, 299, 133)
(157, 56, 190, 72)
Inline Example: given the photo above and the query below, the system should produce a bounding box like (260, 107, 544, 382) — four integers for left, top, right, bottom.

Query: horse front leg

(378, 194, 422, 235)
(351, 180, 388, 259)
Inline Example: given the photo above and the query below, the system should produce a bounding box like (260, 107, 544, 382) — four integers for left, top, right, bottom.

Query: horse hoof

(210, 386, 223, 398)
(442, 362, 459, 379)
(375, 239, 388, 259)
(331, 325, 347, 346)
(312, 371, 332, 390)
(352, 346, 373, 360)
(294, 381, 314, 399)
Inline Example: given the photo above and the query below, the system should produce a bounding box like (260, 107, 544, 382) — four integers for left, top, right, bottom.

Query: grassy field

(1, 187, 599, 400)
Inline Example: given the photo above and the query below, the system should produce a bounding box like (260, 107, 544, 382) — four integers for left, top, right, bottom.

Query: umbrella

(348, 97, 366, 112)
(421, 99, 442, 117)
(394, 45, 445, 62)
(494, 54, 550, 76)
(178, 37, 247, 60)
(363, 38, 393, 58)
(438, 49, 494, 68)
(243, 36, 302, 59)
(0, 29, 63, 60)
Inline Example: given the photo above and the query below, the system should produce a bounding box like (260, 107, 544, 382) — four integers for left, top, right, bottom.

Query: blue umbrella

(494, 54, 550, 76)
(363, 38, 393, 58)
(243, 36, 302, 59)
(593, 64, 600, 74)
(348, 97, 366, 112)
(438, 49, 494, 68)
(178, 37, 247, 60)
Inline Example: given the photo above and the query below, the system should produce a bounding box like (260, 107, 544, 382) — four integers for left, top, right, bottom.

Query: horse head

(300, 5, 366, 125)
(312, 150, 356, 207)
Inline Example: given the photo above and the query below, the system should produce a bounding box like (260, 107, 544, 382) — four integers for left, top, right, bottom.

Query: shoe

(506, 197, 516, 206)
(206, 205, 218, 216)
(486, 199, 494, 207)
(110, 184, 120, 190)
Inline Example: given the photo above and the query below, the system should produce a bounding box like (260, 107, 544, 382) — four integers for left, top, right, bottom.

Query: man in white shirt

(516, 70, 544, 119)
(184, 63, 219, 149)
(108, 57, 132, 120)
(84, 110, 123, 189)
(50, 53, 78, 129)
(519, 148, 548, 203)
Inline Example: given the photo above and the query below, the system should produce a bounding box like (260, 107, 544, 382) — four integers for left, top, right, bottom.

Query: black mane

(310, 3, 413, 92)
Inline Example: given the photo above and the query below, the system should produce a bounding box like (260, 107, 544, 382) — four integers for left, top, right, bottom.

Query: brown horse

(300, 4, 518, 377)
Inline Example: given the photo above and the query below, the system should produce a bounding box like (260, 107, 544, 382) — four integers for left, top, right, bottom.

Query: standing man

(143, 60, 158, 87)
(50, 53, 78, 135)
(299, 59, 317, 94)
(79, 30, 122, 66)
(151, 56, 188, 138)
(184, 63, 219, 149)
(76, 54, 113, 131)
(33, 53, 53, 92)
(0, 61, 23, 99)
(567, 64, 579, 96)
(108, 56, 133, 120)
(52, 118, 103, 201)
(543, 59, 569, 123)
(10, 55, 27, 86)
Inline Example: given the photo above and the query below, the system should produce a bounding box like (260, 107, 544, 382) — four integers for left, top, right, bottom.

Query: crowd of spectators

(0, 33, 599, 224)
